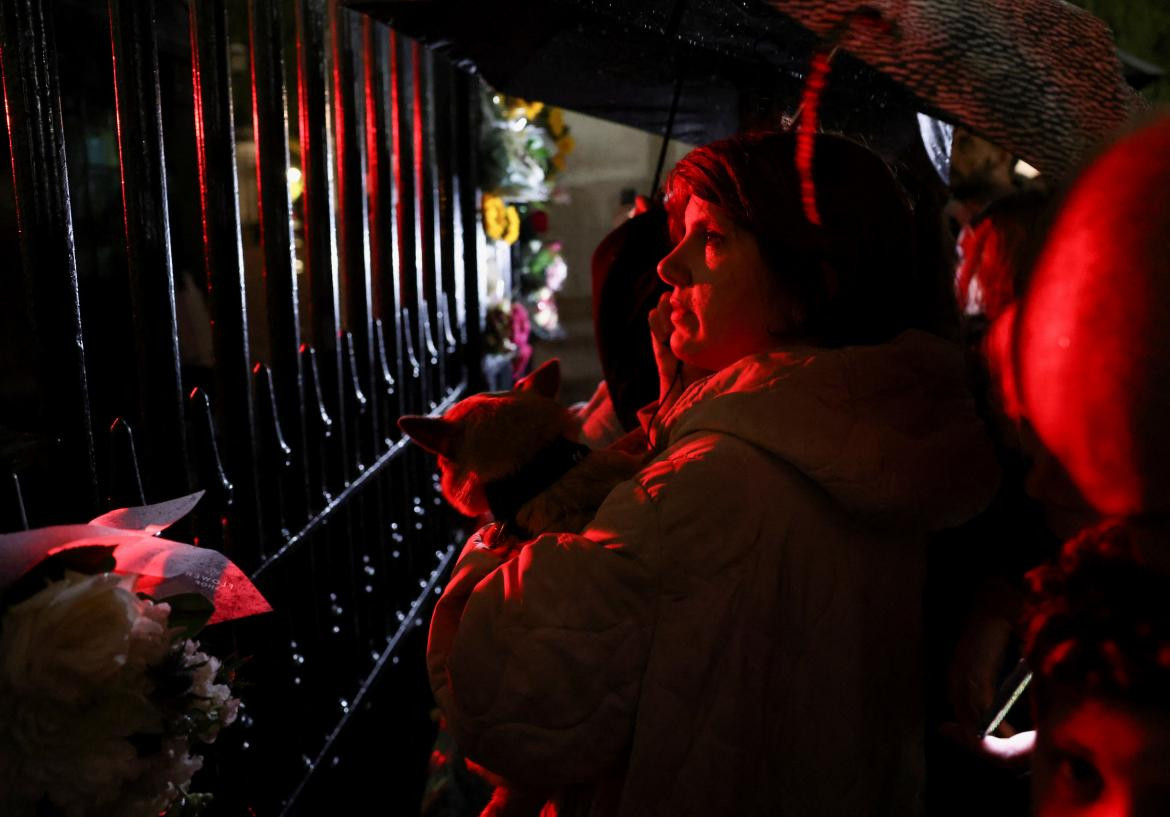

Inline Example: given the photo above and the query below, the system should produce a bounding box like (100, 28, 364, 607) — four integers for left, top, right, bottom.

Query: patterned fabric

(770, 0, 1143, 178)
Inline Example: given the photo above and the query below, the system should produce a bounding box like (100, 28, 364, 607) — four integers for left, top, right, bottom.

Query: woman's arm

(426, 479, 662, 787)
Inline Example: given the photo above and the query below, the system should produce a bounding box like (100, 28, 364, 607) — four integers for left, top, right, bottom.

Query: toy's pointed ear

(398, 415, 461, 458)
(515, 358, 561, 399)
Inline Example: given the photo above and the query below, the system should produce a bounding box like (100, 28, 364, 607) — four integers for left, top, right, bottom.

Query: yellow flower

(502, 206, 521, 245)
(503, 96, 523, 118)
(547, 107, 565, 137)
(524, 100, 544, 121)
(551, 153, 566, 173)
(556, 133, 576, 156)
(482, 194, 509, 241)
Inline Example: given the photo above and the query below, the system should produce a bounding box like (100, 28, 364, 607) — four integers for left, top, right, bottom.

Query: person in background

(574, 202, 670, 450)
(427, 130, 997, 817)
(1024, 520, 1170, 817)
(953, 188, 1051, 344)
(927, 188, 1062, 817)
(946, 127, 1019, 229)
(991, 115, 1170, 812)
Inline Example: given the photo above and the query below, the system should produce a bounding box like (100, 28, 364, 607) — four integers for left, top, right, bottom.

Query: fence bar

(107, 417, 146, 508)
(417, 47, 447, 395)
(248, 0, 311, 523)
(443, 59, 469, 351)
(254, 363, 292, 553)
(453, 69, 485, 391)
(413, 43, 442, 405)
(301, 344, 335, 506)
(189, 0, 262, 553)
(391, 32, 427, 415)
(108, 0, 188, 501)
(279, 540, 458, 816)
(332, 3, 378, 468)
(0, 0, 97, 518)
(430, 55, 460, 382)
(365, 21, 404, 438)
(187, 387, 232, 549)
(295, 0, 349, 490)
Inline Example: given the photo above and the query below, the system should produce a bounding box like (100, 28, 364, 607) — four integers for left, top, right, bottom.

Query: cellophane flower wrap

(0, 492, 267, 817)
(0, 571, 237, 817)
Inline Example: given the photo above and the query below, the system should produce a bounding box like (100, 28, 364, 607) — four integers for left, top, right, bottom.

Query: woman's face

(657, 197, 784, 372)
(1034, 694, 1170, 817)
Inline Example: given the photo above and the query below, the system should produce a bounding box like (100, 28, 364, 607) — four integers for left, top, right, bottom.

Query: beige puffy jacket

(428, 331, 999, 817)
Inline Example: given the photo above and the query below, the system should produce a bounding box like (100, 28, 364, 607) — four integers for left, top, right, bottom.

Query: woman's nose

(657, 242, 690, 287)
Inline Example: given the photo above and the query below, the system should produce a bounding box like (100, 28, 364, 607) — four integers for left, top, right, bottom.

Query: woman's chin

(669, 332, 687, 355)
(673, 342, 724, 374)
(670, 335, 703, 365)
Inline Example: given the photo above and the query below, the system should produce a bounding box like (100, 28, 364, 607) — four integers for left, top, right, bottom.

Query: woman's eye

(1057, 752, 1104, 799)
(704, 230, 724, 247)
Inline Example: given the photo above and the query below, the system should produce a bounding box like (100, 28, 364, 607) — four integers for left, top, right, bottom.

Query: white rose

(0, 683, 144, 816)
(127, 599, 175, 669)
(0, 572, 136, 703)
(0, 574, 167, 814)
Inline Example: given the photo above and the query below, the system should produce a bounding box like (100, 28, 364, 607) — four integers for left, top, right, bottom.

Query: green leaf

(157, 592, 215, 639)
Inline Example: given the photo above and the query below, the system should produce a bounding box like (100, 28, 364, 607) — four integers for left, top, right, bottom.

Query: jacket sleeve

(426, 477, 662, 787)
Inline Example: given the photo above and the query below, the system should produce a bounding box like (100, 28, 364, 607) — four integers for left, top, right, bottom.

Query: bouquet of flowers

(0, 492, 270, 817)
(479, 91, 575, 201)
(517, 238, 569, 339)
(482, 301, 533, 382)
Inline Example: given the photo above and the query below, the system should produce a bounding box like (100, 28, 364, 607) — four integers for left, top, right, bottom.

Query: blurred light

(288, 166, 304, 201)
(1014, 159, 1040, 179)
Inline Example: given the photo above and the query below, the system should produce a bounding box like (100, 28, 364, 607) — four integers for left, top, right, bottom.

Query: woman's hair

(663, 130, 929, 347)
(1025, 520, 1170, 708)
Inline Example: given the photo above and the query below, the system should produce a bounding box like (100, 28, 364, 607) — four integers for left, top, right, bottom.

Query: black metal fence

(0, 0, 484, 811)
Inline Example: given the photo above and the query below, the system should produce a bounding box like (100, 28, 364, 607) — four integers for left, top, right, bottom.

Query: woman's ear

(515, 358, 561, 399)
(398, 415, 461, 458)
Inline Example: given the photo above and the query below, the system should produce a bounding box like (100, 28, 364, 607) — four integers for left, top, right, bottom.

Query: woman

(1025, 521, 1170, 817)
(428, 131, 998, 816)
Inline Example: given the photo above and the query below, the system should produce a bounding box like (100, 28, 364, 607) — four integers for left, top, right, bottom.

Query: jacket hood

(656, 330, 999, 531)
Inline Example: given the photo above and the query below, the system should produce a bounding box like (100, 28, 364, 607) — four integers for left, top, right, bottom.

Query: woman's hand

(947, 579, 1026, 737)
(648, 292, 710, 414)
(948, 610, 1016, 737)
(940, 723, 1035, 770)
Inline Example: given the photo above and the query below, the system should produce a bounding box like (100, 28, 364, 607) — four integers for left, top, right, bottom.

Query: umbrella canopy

(347, 0, 923, 151)
(769, 0, 1144, 178)
(352, 0, 1142, 178)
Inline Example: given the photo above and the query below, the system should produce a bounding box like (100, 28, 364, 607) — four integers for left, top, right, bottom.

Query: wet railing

(0, 0, 484, 811)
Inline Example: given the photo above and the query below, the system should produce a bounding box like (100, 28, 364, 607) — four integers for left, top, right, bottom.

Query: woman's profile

(428, 130, 998, 816)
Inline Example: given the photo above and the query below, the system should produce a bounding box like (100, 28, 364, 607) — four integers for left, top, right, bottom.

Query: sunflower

(502, 205, 521, 245)
(482, 193, 509, 241)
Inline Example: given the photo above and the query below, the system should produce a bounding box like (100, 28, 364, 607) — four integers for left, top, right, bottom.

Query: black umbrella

(351, 0, 1145, 181)
(768, 0, 1143, 178)
(346, 0, 925, 153)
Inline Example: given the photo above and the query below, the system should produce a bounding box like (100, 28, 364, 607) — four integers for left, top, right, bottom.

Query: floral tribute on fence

(479, 87, 576, 377)
(0, 492, 271, 817)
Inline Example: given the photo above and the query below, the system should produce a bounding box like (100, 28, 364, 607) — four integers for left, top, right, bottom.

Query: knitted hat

(1015, 116, 1170, 517)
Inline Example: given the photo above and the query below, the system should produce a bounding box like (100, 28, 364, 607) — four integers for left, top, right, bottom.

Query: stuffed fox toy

(398, 359, 644, 538)
(399, 359, 645, 817)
